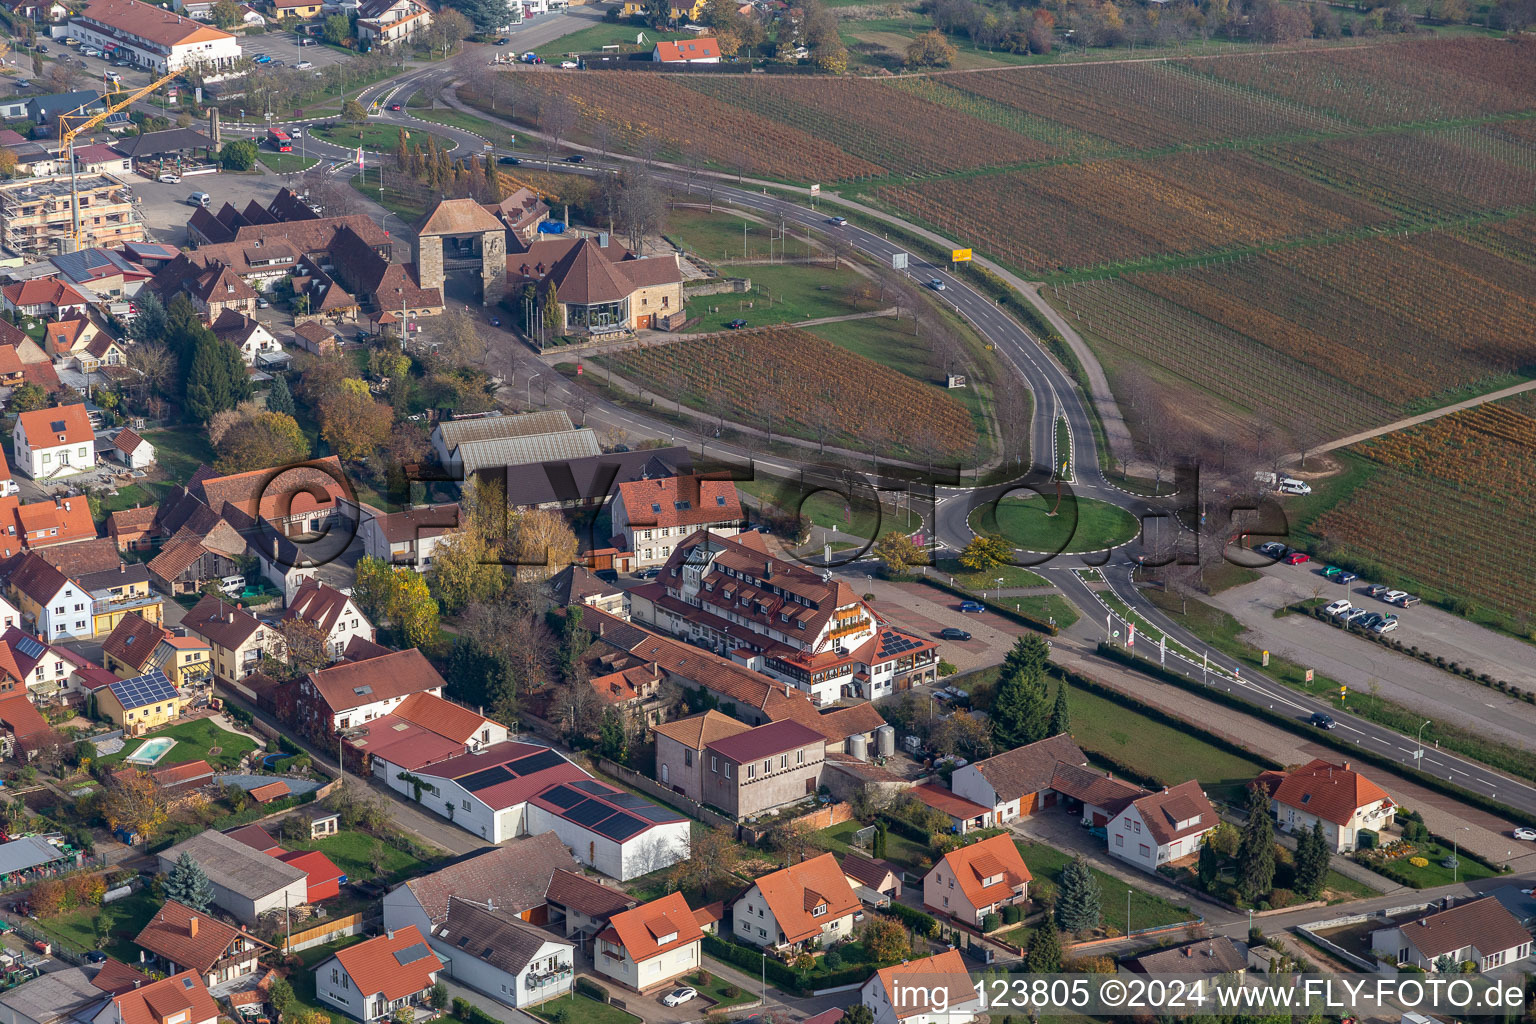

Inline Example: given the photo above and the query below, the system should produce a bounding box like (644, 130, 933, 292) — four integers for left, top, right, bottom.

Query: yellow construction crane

(54, 70, 178, 252)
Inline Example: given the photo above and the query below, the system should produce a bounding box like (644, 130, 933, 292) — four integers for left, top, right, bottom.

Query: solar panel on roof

(592, 813, 646, 842)
(507, 749, 563, 776)
(607, 792, 649, 810)
(540, 785, 586, 810)
(458, 765, 514, 791)
(564, 799, 619, 828)
(14, 636, 45, 660)
(570, 780, 609, 795)
(633, 804, 682, 823)
(393, 943, 431, 966)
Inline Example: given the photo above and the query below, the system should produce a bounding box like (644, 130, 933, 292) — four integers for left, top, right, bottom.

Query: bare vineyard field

(1315, 402, 1536, 625)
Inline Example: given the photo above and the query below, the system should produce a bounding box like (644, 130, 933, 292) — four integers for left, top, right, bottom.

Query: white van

(188, 192, 211, 207)
(219, 575, 245, 596)
(1279, 478, 1311, 495)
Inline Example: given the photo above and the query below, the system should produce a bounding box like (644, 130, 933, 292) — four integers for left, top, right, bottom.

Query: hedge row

(918, 576, 1057, 636)
(702, 933, 881, 995)
(452, 998, 505, 1024)
(885, 901, 939, 937)
(1094, 643, 1536, 833)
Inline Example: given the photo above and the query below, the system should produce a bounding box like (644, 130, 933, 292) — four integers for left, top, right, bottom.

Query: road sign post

(951, 247, 972, 266)
(1262, 650, 1269, 666)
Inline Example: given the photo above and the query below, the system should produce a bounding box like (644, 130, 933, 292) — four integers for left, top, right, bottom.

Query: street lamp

(1452, 826, 1469, 883)
(1126, 889, 1132, 937)
(1415, 719, 1431, 764)
(527, 372, 542, 411)
(995, 577, 1004, 601)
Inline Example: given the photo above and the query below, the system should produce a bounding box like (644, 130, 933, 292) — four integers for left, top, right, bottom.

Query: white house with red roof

(88, 970, 219, 1024)
(12, 404, 95, 480)
(1105, 780, 1217, 874)
(921, 833, 1031, 928)
(298, 647, 444, 733)
(1258, 759, 1395, 852)
(314, 925, 443, 1022)
(109, 428, 156, 471)
(283, 579, 373, 662)
(634, 530, 938, 703)
(652, 37, 719, 62)
(733, 851, 860, 950)
(610, 475, 742, 569)
(594, 891, 703, 992)
(0, 278, 89, 318)
(861, 949, 982, 1024)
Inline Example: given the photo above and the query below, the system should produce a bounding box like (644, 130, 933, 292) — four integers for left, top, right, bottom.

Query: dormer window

(811, 904, 826, 918)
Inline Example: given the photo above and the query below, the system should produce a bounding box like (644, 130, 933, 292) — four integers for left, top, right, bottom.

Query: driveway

(1207, 570, 1536, 751)
(836, 570, 1024, 674)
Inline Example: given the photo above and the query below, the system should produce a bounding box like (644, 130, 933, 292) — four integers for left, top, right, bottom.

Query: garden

(1004, 840, 1196, 946)
(90, 718, 260, 771)
(1350, 812, 1497, 888)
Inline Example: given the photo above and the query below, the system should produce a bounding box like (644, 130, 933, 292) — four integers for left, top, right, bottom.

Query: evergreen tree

(542, 283, 562, 333)
(185, 335, 234, 424)
(1237, 782, 1276, 903)
(127, 290, 166, 345)
(395, 127, 409, 169)
(266, 373, 296, 417)
(1293, 820, 1330, 900)
(483, 153, 502, 201)
(1054, 856, 1101, 932)
(992, 635, 1051, 748)
(163, 852, 215, 911)
(1024, 921, 1062, 973)
(1048, 679, 1070, 736)
(597, 707, 628, 764)
(1197, 835, 1221, 891)
(216, 338, 252, 406)
(874, 820, 888, 860)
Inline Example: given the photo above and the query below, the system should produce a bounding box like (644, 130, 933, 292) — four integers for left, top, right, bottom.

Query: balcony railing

(92, 593, 161, 615)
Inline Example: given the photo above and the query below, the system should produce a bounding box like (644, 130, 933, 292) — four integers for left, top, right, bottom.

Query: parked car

(959, 600, 986, 613)
(1364, 583, 1390, 598)
(256, 298, 270, 309)
(495, 37, 510, 44)
(1256, 541, 1287, 558)
(36, 43, 50, 51)
(726, 318, 747, 329)
(1338, 571, 1357, 584)
(939, 627, 971, 641)
(1391, 593, 1421, 607)
(84, 951, 108, 963)
(295, 60, 313, 69)
(1323, 599, 1351, 617)
(158, 173, 181, 183)
(1356, 613, 1385, 631)
(1383, 590, 1408, 604)
(1514, 827, 1536, 841)
(565, 154, 585, 163)
(1372, 617, 1398, 634)
(13, 80, 30, 89)
(637, 567, 660, 580)
(663, 989, 697, 1007)
(1309, 711, 1336, 729)
(560, 60, 578, 68)
(1340, 608, 1370, 625)
(1321, 565, 1343, 579)
(1283, 551, 1310, 565)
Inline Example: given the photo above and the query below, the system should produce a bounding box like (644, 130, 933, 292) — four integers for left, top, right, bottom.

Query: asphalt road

(229, 56, 1536, 822)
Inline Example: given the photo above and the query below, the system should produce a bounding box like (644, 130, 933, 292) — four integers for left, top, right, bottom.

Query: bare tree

(569, 384, 593, 426)
(755, 392, 779, 450)
(126, 340, 175, 401)
(541, 94, 577, 157)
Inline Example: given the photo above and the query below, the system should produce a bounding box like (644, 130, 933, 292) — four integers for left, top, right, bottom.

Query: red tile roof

(331, 925, 440, 1002)
(1126, 780, 1216, 847)
(1263, 759, 1392, 826)
(2, 278, 88, 309)
(752, 852, 860, 944)
(91, 957, 151, 995)
(1399, 895, 1532, 959)
(16, 403, 92, 448)
(392, 691, 488, 744)
(544, 868, 637, 919)
(80, 0, 234, 46)
(249, 781, 290, 802)
(654, 36, 719, 61)
(225, 824, 281, 853)
(911, 782, 994, 822)
(871, 950, 975, 1020)
(934, 833, 1031, 912)
(599, 891, 703, 964)
(283, 579, 359, 636)
(347, 714, 465, 771)
(133, 900, 267, 974)
(617, 475, 742, 530)
(307, 648, 444, 715)
(276, 848, 344, 890)
(104, 969, 218, 1024)
(705, 719, 824, 764)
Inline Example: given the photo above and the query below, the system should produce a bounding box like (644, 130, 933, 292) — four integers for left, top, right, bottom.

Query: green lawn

(1358, 841, 1497, 888)
(532, 992, 642, 1024)
(98, 483, 160, 515)
(540, 20, 692, 55)
(936, 558, 1049, 591)
(258, 151, 319, 174)
(1323, 868, 1377, 899)
(314, 121, 450, 153)
(93, 718, 259, 771)
(348, 172, 432, 224)
(819, 818, 927, 871)
(736, 475, 921, 543)
(1011, 594, 1080, 630)
(683, 263, 869, 334)
(143, 427, 215, 481)
(286, 934, 370, 1020)
(1013, 840, 1196, 935)
(33, 889, 159, 962)
(971, 494, 1140, 554)
(285, 829, 432, 886)
(668, 207, 791, 263)
(689, 968, 757, 1009)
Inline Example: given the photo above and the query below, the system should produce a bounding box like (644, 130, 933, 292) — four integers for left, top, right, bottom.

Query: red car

(1283, 551, 1310, 565)
(389, 103, 402, 111)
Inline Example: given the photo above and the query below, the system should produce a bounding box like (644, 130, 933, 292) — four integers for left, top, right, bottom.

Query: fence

(595, 759, 736, 830)
(683, 277, 752, 297)
(738, 801, 852, 844)
(284, 911, 367, 954)
(1294, 916, 1381, 972)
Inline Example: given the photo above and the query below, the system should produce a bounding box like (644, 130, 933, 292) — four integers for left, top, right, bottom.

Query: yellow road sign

(951, 248, 972, 263)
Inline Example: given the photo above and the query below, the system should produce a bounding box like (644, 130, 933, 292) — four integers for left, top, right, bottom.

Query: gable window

(724, 762, 732, 779)
(710, 755, 717, 773)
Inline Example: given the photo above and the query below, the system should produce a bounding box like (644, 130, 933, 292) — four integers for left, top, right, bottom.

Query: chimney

(189, 915, 199, 938)
(1183, 947, 1193, 957)
(119, 563, 126, 573)
(228, 611, 235, 623)
(1342, 762, 1350, 772)
(598, 232, 609, 248)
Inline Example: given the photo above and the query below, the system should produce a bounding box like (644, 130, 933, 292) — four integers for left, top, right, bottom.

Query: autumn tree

(861, 917, 910, 963)
(352, 557, 441, 648)
(670, 826, 741, 898)
(873, 531, 926, 576)
(7, 383, 47, 414)
(437, 307, 488, 368)
(428, 531, 505, 614)
(765, 819, 826, 864)
(274, 618, 329, 676)
(931, 711, 994, 760)
(958, 533, 1012, 573)
(319, 385, 393, 461)
(102, 771, 168, 844)
(215, 411, 311, 473)
(341, 98, 368, 124)
(510, 508, 577, 582)
(906, 30, 957, 67)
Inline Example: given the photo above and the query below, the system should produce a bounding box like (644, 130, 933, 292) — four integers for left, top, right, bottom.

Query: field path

(1290, 378, 1536, 462)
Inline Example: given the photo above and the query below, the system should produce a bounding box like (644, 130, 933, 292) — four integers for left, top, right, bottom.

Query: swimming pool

(124, 737, 178, 766)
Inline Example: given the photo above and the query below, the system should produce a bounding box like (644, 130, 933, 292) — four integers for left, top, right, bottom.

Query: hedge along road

(313, 57, 1536, 821)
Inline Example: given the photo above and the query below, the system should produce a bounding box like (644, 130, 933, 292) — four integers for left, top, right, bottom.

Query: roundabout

(968, 492, 1141, 554)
